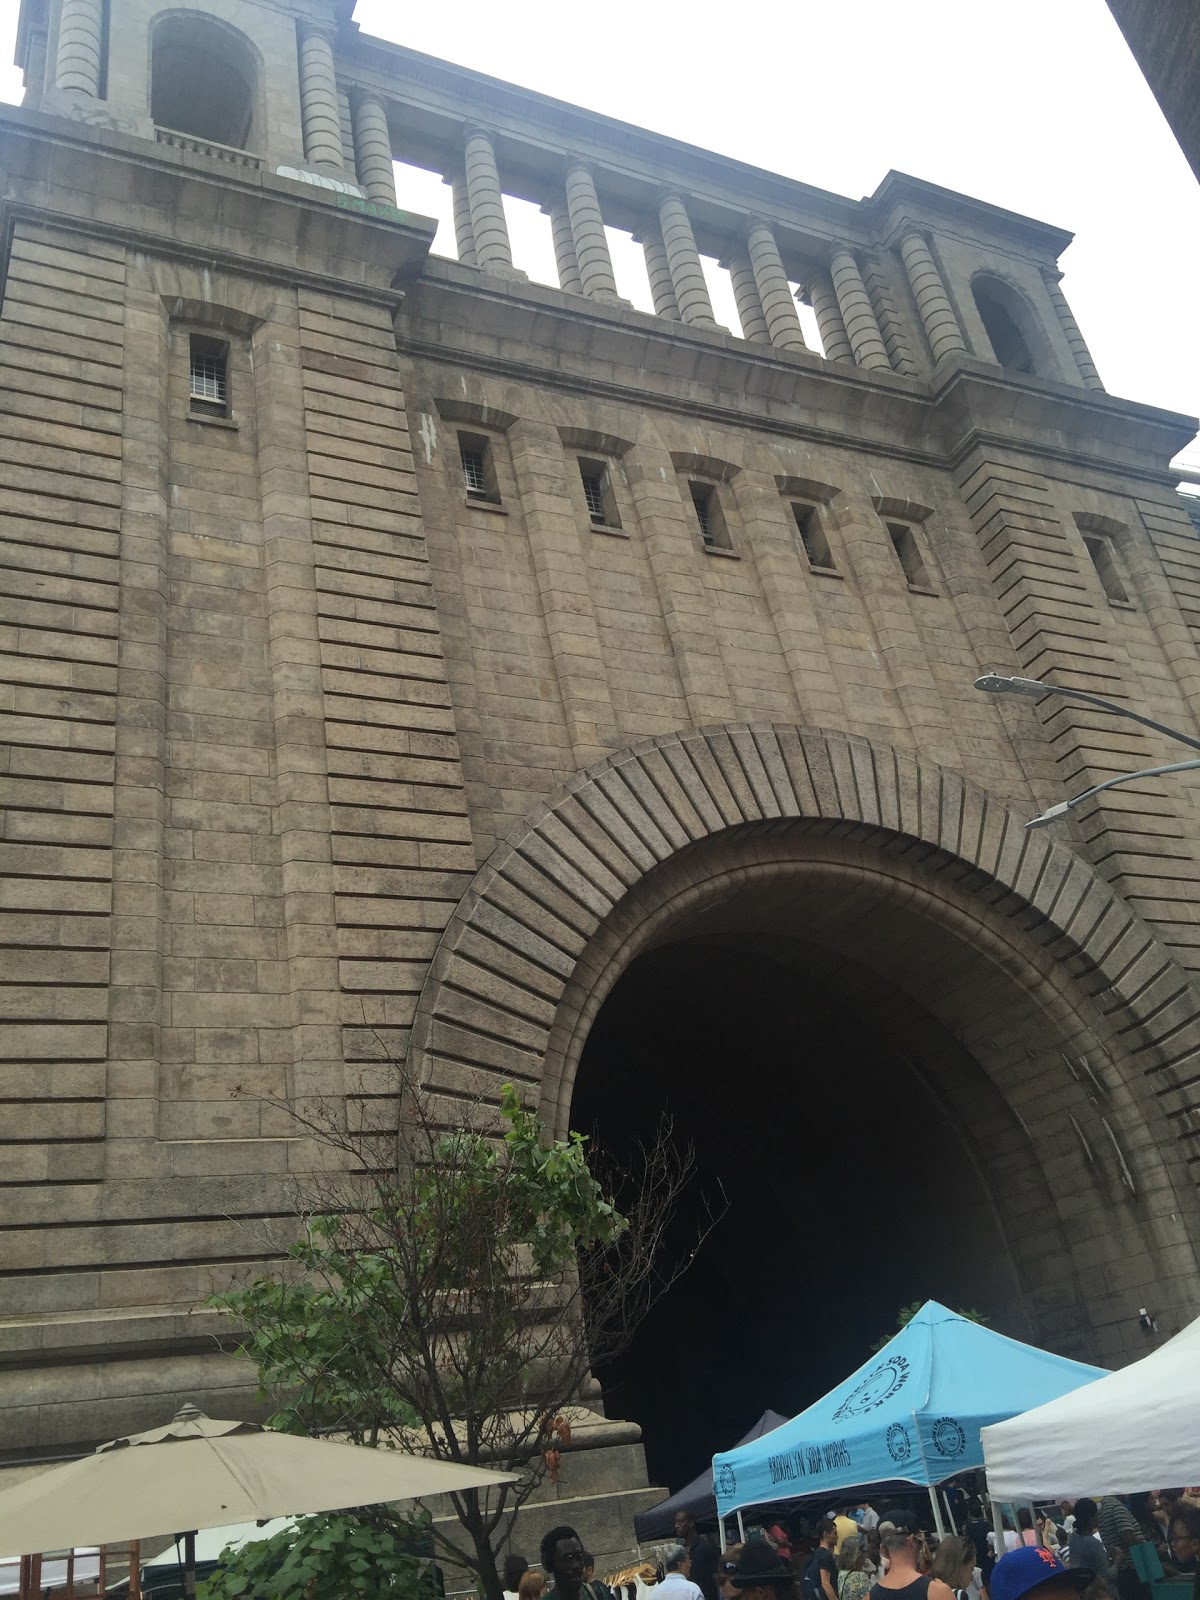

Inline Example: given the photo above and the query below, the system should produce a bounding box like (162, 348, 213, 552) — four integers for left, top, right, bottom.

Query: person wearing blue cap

(989, 1546, 1093, 1600)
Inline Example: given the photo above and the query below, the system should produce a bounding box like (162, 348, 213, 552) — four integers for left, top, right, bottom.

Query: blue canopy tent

(634, 1411, 788, 1542)
(713, 1302, 1106, 1534)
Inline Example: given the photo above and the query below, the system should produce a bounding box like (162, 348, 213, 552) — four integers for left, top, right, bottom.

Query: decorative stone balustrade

(155, 127, 264, 169)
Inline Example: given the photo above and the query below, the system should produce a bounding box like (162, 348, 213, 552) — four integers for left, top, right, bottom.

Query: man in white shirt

(660, 1546, 705, 1600)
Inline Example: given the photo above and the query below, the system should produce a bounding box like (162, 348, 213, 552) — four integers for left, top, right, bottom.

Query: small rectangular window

(792, 503, 835, 570)
(579, 459, 620, 529)
(189, 335, 229, 416)
(458, 432, 500, 503)
(887, 521, 932, 590)
(1083, 533, 1130, 605)
(690, 481, 731, 550)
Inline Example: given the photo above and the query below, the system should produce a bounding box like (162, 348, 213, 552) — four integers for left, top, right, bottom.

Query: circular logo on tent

(834, 1355, 911, 1420)
(932, 1417, 966, 1458)
(717, 1463, 736, 1499)
(886, 1423, 912, 1463)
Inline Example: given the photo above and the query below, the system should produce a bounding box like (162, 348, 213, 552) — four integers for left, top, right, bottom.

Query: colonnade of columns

(297, 68, 1104, 392)
(416, 123, 994, 381)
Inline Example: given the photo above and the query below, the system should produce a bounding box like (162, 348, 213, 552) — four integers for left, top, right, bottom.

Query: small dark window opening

(459, 432, 500, 503)
(888, 521, 932, 590)
(1083, 533, 1130, 604)
(974, 288, 1035, 375)
(690, 481, 730, 550)
(189, 335, 230, 416)
(792, 503, 834, 569)
(579, 459, 620, 529)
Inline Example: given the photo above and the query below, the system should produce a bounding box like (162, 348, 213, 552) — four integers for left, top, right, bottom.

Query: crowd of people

(504, 1488, 1200, 1600)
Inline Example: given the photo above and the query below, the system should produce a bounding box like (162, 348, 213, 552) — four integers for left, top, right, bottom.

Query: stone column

(746, 221, 806, 350)
(463, 127, 514, 272)
(297, 26, 344, 171)
(351, 91, 396, 205)
(640, 228, 679, 319)
(899, 231, 966, 364)
(1042, 269, 1104, 390)
(803, 275, 853, 363)
(830, 249, 890, 370)
(447, 172, 477, 266)
(658, 193, 716, 328)
(564, 162, 620, 302)
(54, 0, 103, 95)
(724, 250, 769, 343)
(546, 202, 582, 293)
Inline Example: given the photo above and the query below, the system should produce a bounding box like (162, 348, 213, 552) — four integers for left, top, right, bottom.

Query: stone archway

(407, 725, 1200, 1361)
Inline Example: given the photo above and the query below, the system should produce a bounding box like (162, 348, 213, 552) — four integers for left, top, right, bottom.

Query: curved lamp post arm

(974, 674, 1200, 755)
(1024, 758, 1200, 830)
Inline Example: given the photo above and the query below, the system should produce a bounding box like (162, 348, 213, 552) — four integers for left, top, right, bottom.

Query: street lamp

(974, 673, 1200, 829)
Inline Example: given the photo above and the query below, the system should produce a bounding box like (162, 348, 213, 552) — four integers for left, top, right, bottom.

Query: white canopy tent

(981, 1312, 1200, 1500)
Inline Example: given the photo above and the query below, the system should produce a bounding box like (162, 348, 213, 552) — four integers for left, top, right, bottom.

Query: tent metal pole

(737, 1511, 746, 1544)
(990, 1496, 1005, 1562)
(928, 1485, 946, 1538)
(943, 1491, 957, 1533)
(719, 1521, 727, 1555)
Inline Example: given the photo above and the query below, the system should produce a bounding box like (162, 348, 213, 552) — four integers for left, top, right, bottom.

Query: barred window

(582, 472, 606, 520)
(461, 447, 488, 496)
(887, 521, 933, 591)
(792, 503, 835, 570)
(690, 481, 731, 550)
(189, 336, 229, 415)
(1083, 532, 1130, 605)
(579, 458, 620, 529)
(458, 432, 499, 502)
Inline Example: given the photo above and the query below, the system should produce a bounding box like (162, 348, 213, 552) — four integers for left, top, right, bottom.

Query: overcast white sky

(3, 0, 1199, 467)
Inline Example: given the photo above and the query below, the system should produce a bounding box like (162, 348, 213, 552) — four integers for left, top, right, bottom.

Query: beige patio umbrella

(0, 1404, 519, 1560)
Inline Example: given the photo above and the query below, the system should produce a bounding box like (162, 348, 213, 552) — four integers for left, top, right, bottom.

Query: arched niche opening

(971, 273, 1040, 375)
(150, 12, 260, 151)
(550, 822, 1142, 1492)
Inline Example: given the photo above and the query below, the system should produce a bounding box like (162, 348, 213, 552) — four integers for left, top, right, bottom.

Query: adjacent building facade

(3, 0, 1200, 1536)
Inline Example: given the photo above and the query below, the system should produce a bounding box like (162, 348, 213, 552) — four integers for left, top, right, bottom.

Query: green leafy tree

(213, 1078, 710, 1600)
(201, 1512, 435, 1600)
(870, 1301, 988, 1353)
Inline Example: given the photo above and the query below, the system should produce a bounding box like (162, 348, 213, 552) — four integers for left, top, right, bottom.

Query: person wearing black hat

(731, 1540, 799, 1600)
(868, 1514, 955, 1600)
(988, 1546, 1093, 1600)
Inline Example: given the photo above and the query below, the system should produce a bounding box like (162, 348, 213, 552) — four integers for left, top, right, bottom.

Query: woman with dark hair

(1067, 1500, 1115, 1598)
(505, 1556, 532, 1600)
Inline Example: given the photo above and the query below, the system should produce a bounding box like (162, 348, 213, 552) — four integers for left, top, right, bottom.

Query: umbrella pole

(928, 1485, 946, 1538)
(183, 1532, 196, 1600)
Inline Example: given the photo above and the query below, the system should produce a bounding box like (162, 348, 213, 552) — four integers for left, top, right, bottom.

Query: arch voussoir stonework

(407, 725, 1200, 1195)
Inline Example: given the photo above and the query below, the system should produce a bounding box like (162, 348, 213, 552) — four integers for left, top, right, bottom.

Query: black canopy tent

(633, 1412, 787, 1543)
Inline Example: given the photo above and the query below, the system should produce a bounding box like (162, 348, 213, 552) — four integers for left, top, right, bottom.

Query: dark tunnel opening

(572, 934, 1020, 1497)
